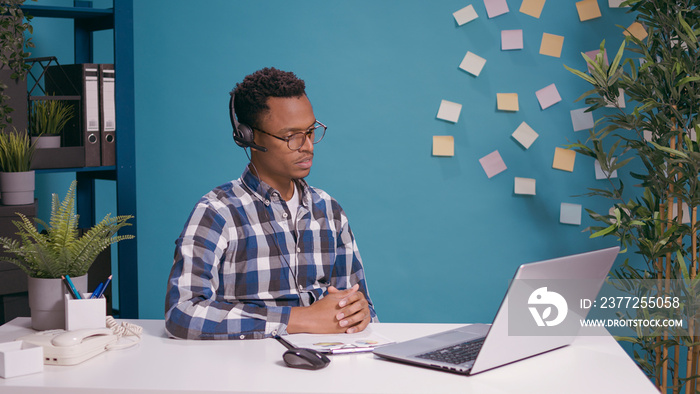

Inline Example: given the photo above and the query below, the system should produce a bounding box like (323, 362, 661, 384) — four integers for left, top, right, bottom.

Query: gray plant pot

(31, 135, 61, 149)
(27, 274, 87, 330)
(0, 170, 35, 205)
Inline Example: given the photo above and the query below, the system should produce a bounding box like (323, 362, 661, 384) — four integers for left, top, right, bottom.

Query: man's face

(251, 95, 317, 189)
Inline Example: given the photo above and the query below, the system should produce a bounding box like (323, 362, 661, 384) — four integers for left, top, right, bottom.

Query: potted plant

(563, 0, 700, 392)
(0, 180, 134, 329)
(29, 98, 74, 148)
(0, 0, 34, 132)
(0, 130, 37, 205)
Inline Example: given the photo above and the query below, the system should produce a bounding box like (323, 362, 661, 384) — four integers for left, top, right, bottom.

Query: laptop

(373, 246, 619, 375)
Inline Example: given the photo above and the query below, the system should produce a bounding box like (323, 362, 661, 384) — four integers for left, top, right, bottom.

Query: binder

(45, 64, 101, 167)
(99, 64, 116, 166)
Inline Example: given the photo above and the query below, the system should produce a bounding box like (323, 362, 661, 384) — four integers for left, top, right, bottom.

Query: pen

(94, 275, 112, 299)
(62, 275, 82, 299)
(328, 346, 376, 355)
(89, 282, 104, 299)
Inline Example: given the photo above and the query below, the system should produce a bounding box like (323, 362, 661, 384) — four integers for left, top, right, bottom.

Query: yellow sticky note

(624, 22, 648, 40)
(433, 136, 454, 157)
(520, 0, 545, 18)
(539, 33, 564, 58)
(553, 147, 576, 172)
(497, 93, 519, 111)
(576, 0, 601, 22)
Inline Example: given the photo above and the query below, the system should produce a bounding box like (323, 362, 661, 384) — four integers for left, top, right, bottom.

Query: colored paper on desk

(560, 203, 582, 225)
(497, 93, 519, 111)
(539, 33, 564, 58)
(453, 5, 478, 25)
(553, 147, 576, 172)
(283, 326, 394, 354)
(624, 22, 648, 40)
(576, 0, 602, 21)
(501, 29, 524, 50)
(459, 51, 487, 76)
(433, 136, 454, 157)
(570, 108, 594, 132)
(479, 150, 507, 178)
(594, 160, 618, 179)
(514, 177, 536, 195)
(436, 100, 462, 123)
(484, 0, 509, 18)
(512, 122, 538, 149)
(535, 83, 562, 110)
(520, 0, 545, 18)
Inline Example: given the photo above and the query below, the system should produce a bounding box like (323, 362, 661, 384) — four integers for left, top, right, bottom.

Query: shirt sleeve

(164, 201, 292, 340)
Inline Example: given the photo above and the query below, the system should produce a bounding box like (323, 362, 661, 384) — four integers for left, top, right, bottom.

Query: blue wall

(31, 1, 638, 322)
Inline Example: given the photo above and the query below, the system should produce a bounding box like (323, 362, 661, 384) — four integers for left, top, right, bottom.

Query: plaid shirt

(165, 166, 377, 340)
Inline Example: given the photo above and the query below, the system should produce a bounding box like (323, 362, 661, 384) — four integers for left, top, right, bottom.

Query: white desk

(0, 318, 659, 394)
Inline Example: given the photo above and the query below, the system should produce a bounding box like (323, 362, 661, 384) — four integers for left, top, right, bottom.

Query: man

(165, 67, 377, 340)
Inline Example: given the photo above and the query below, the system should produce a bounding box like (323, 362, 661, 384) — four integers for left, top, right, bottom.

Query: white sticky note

(484, 0, 509, 18)
(453, 5, 479, 25)
(535, 83, 562, 110)
(514, 177, 536, 195)
(570, 108, 594, 132)
(501, 29, 524, 50)
(643, 130, 653, 141)
(560, 203, 582, 225)
(594, 160, 618, 179)
(479, 150, 507, 178)
(608, 0, 628, 7)
(437, 100, 463, 123)
(512, 122, 538, 149)
(672, 202, 691, 224)
(459, 51, 487, 76)
(605, 88, 626, 108)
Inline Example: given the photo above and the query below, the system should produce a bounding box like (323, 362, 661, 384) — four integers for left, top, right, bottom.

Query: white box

(0, 341, 43, 378)
(65, 294, 106, 331)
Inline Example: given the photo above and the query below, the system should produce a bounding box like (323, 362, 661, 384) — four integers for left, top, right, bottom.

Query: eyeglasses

(253, 120, 327, 151)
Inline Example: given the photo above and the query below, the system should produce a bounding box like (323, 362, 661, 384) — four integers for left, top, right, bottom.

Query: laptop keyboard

(415, 337, 486, 365)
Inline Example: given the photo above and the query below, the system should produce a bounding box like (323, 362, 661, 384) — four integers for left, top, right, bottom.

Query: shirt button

(271, 330, 278, 336)
(264, 200, 270, 206)
(298, 285, 304, 291)
(283, 212, 288, 218)
(239, 335, 245, 340)
(296, 247, 301, 253)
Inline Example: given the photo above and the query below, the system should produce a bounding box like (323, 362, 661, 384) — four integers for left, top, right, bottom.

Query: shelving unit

(20, 0, 138, 318)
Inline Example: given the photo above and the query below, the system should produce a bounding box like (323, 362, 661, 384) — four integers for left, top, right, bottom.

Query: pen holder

(0, 341, 43, 379)
(64, 294, 106, 331)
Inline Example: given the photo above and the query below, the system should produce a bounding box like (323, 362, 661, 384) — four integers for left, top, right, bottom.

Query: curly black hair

(231, 67, 306, 128)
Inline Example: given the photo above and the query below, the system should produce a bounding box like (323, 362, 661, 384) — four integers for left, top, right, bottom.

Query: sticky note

(535, 83, 562, 110)
(459, 51, 487, 77)
(672, 202, 691, 224)
(584, 49, 608, 72)
(433, 136, 455, 157)
(553, 147, 576, 172)
(437, 100, 462, 123)
(514, 177, 536, 195)
(594, 160, 618, 179)
(512, 122, 538, 149)
(497, 93, 519, 111)
(484, 0, 509, 18)
(539, 33, 564, 58)
(608, 0, 628, 7)
(605, 88, 626, 108)
(570, 108, 594, 132)
(576, 0, 602, 21)
(453, 5, 479, 25)
(501, 29, 524, 50)
(479, 150, 507, 178)
(560, 203, 582, 225)
(624, 22, 648, 40)
(643, 130, 653, 141)
(520, 0, 545, 18)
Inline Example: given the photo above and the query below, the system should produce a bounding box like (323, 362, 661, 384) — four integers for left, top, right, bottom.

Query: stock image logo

(528, 287, 568, 327)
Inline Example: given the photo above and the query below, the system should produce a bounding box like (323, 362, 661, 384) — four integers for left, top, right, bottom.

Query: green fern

(0, 180, 134, 278)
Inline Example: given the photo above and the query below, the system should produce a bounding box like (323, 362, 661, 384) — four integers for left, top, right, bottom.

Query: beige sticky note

(520, 0, 545, 18)
(497, 93, 519, 111)
(453, 5, 478, 25)
(459, 51, 487, 77)
(432, 136, 454, 157)
(437, 100, 462, 123)
(514, 177, 536, 195)
(512, 122, 538, 149)
(624, 22, 648, 40)
(576, 0, 601, 21)
(553, 147, 576, 172)
(539, 33, 564, 58)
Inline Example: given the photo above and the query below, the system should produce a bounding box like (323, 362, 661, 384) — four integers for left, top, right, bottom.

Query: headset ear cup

(237, 123, 254, 146)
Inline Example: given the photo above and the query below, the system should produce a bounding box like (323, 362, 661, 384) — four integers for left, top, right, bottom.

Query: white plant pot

(27, 275, 88, 330)
(31, 135, 61, 149)
(0, 171, 35, 205)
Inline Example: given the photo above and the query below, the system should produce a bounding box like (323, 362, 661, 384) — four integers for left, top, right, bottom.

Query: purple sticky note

(501, 29, 524, 50)
(535, 83, 562, 110)
(479, 150, 507, 178)
(584, 49, 608, 72)
(484, 0, 509, 18)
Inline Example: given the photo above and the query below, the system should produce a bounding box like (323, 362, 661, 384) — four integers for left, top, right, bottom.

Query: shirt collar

(241, 165, 311, 207)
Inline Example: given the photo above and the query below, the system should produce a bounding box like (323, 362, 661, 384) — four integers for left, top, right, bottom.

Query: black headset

(229, 93, 268, 152)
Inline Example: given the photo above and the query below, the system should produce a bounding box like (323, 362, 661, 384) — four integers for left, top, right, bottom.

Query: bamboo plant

(563, 1, 700, 392)
(29, 99, 74, 136)
(0, 130, 37, 172)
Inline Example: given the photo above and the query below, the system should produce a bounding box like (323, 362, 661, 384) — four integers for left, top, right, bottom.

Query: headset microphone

(229, 94, 268, 152)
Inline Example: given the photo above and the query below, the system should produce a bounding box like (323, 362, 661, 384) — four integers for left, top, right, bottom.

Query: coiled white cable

(105, 316, 143, 350)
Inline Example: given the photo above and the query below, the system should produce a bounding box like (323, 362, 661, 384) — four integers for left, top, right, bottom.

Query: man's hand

(287, 284, 371, 334)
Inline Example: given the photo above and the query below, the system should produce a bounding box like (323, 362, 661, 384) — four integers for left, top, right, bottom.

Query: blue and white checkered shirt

(165, 166, 377, 340)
